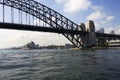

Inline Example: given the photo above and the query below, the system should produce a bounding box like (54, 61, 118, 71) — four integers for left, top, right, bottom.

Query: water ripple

(0, 49, 120, 80)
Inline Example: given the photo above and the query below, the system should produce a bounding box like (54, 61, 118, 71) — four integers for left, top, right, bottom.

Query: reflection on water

(0, 49, 120, 80)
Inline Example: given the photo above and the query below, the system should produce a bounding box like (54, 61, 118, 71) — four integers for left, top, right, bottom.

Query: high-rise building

(96, 28, 104, 33)
(110, 30, 115, 34)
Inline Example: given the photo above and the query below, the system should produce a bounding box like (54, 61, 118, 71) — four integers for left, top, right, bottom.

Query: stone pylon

(81, 20, 96, 47)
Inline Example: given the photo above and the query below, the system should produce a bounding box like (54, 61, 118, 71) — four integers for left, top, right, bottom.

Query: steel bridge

(0, 0, 120, 48)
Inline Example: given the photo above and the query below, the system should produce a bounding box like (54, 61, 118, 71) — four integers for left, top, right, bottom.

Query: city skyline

(0, 0, 120, 48)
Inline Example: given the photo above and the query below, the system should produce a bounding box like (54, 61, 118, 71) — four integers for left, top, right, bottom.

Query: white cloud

(87, 9, 106, 28)
(105, 27, 114, 33)
(0, 29, 70, 48)
(94, 22, 100, 28)
(87, 5, 115, 29)
(100, 20, 107, 24)
(55, 0, 91, 13)
(100, 15, 115, 25)
(105, 26, 120, 34)
(115, 27, 120, 34)
(87, 11, 105, 20)
(106, 16, 115, 22)
(55, 0, 116, 31)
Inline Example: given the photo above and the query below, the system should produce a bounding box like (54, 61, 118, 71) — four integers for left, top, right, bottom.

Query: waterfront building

(23, 41, 40, 49)
(109, 40, 120, 47)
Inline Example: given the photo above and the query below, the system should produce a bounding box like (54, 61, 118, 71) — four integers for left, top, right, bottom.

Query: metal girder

(0, 0, 83, 48)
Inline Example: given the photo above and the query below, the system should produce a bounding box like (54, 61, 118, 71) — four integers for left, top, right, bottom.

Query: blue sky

(0, 0, 120, 48)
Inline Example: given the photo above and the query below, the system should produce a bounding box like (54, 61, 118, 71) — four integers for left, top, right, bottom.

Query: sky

(0, 0, 120, 48)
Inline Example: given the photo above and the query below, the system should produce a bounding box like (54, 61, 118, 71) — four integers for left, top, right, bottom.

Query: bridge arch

(0, 0, 85, 48)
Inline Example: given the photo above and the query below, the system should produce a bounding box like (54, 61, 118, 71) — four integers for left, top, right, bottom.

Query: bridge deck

(0, 22, 120, 39)
(96, 33, 120, 39)
(0, 22, 87, 35)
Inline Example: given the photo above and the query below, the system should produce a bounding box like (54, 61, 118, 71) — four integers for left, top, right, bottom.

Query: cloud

(105, 27, 114, 33)
(87, 11, 105, 20)
(55, 0, 116, 31)
(87, 9, 105, 28)
(99, 16, 115, 25)
(0, 29, 70, 48)
(106, 16, 115, 22)
(55, 0, 91, 13)
(105, 26, 120, 34)
(87, 5, 115, 29)
(117, 29, 120, 34)
(114, 27, 120, 34)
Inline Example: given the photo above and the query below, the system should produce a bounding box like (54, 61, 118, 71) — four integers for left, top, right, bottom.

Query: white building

(23, 41, 40, 49)
(109, 40, 120, 46)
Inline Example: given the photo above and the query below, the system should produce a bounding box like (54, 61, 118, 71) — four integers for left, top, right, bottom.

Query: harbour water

(0, 49, 120, 80)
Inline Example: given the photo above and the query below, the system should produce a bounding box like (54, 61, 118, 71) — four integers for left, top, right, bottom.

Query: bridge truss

(0, 0, 85, 48)
(0, 0, 120, 48)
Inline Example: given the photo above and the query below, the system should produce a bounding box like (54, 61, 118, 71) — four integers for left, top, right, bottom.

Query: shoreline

(1, 47, 120, 50)
(70, 47, 120, 50)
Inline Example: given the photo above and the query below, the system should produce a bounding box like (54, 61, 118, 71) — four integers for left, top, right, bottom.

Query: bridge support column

(81, 20, 96, 48)
(80, 23, 87, 47)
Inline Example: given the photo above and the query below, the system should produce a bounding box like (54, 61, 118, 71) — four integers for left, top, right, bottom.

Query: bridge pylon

(81, 20, 96, 48)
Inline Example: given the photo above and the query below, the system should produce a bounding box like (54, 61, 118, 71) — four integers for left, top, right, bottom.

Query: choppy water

(0, 49, 120, 80)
